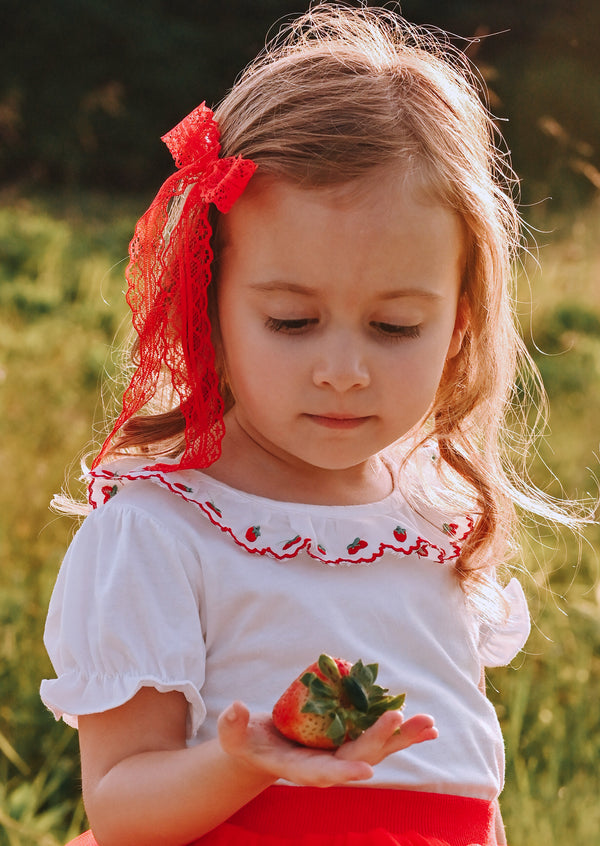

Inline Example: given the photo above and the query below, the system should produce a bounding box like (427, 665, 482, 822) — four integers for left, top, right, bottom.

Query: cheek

(381, 339, 451, 411)
(218, 312, 286, 401)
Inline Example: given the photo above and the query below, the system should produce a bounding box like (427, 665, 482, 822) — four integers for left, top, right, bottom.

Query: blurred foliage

(1, 0, 599, 205)
(0, 193, 140, 845)
(0, 192, 599, 843)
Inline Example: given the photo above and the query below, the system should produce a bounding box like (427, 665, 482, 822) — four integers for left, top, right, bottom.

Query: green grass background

(0, 192, 598, 845)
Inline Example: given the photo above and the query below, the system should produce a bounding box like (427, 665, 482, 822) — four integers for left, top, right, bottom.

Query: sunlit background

(1, 2, 599, 844)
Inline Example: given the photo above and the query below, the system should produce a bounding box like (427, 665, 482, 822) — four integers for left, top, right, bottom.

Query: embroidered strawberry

(443, 522, 458, 536)
(272, 654, 405, 749)
(317, 544, 327, 555)
(245, 525, 261, 542)
(204, 501, 222, 517)
(173, 482, 193, 493)
(393, 525, 407, 543)
(282, 534, 302, 551)
(347, 537, 368, 555)
(101, 484, 118, 504)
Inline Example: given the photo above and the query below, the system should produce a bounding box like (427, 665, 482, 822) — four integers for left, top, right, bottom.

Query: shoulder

(50, 462, 220, 600)
(86, 458, 224, 550)
(388, 441, 473, 510)
(385, 443, 475, 549)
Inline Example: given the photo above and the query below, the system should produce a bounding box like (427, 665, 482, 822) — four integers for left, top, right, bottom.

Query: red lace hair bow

(92, 103, 257, 472)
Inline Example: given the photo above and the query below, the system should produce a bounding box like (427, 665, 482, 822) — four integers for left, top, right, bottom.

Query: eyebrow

(248, 281, 317, 296)
(247, 281, 443, 300)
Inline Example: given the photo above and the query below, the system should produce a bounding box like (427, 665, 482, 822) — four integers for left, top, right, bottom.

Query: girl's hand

(217, 701, 437, 788)
(336, 708, 438, 766)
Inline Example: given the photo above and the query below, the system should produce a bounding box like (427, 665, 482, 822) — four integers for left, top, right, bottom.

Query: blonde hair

(102, 4, 584, 588)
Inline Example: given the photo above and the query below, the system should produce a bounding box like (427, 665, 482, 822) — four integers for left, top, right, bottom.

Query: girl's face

(216, 175, 466, 495)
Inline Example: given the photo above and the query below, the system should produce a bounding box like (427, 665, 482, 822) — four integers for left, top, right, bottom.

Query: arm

(79, 688, 274, 846)
(79, 687, 437, 846)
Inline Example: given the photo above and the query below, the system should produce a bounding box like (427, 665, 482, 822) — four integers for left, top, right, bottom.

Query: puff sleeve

(40, 499, 207, 737)
(478, 578, 531, 667)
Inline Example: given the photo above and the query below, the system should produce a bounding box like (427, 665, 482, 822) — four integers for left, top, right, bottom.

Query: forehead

(218, 173, 464, 297)
(221, 170, 460, 237)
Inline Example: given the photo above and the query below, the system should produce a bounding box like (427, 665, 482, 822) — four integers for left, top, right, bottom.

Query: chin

(293, 452, 375, 473)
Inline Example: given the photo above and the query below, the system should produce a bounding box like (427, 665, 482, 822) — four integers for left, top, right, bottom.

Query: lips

(306, 413, 372, 429)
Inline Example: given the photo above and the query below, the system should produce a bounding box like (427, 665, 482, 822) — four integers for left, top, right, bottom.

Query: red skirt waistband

(210, 785, 497, 846)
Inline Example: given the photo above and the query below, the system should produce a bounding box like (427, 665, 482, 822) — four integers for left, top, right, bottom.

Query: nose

(312, 330, 370, 392)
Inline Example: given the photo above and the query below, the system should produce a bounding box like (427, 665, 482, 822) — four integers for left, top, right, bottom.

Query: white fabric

(41, 458, 530, 801)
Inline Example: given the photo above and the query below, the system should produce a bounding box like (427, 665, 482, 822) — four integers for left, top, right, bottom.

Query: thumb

(217, 701, 250, 752)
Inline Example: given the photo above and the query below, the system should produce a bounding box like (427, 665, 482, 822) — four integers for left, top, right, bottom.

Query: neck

(202, 413, 393, 505)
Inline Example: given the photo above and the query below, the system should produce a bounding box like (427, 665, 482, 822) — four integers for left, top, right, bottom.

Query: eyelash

(265, 317, 316, 333)
(372, 322, 421, 340)
(265, 317, 421, 340)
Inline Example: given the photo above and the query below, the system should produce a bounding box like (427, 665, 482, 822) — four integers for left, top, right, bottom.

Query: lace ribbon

(92, 103, 256, 472)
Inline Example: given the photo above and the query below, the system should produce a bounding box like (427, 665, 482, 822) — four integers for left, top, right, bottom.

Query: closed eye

(265, 317, 318, 333)
(372, 322, 421, 340)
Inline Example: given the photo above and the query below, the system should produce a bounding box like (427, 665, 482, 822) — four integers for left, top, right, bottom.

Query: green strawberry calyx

(300, 654, 405, 747)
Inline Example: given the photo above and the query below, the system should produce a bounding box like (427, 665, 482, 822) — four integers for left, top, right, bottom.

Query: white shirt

(41, 456, 529, 800)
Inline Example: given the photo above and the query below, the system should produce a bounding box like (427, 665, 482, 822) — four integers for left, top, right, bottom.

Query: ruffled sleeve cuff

(40, 672, 206, 737)
(478, 578, 531, 667)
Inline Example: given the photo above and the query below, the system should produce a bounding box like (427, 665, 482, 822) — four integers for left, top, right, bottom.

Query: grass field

(0, 191, 598, 845)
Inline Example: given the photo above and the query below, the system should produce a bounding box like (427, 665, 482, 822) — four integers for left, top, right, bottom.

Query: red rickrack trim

(88, 468, 474, 568)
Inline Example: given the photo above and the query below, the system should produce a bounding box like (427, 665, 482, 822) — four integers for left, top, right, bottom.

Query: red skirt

(66, 785, 498, 846)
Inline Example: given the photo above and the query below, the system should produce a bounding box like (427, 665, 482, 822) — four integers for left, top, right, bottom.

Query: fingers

(336, 711, 437, 765)
(390, 713, 438, 751)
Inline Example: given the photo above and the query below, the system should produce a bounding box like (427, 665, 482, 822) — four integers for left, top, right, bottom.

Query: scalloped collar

(88, 455, 473, 567)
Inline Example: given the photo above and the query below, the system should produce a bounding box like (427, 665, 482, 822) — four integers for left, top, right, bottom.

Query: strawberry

(272, 654, 405, 749)
(393, 525, 407, 543)
(204, 500, 222, 517)
(347, 537, 368, 555)
(245, 525, 261, 542)
(282, 534, 302, 551)
(101, 484, 118, 504)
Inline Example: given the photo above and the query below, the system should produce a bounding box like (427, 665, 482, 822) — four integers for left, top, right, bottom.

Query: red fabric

(65, 786, 497, 846)
(91, 103, 256, 473)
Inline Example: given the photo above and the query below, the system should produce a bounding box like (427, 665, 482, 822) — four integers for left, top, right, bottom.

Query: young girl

(42, 5, 559, 845)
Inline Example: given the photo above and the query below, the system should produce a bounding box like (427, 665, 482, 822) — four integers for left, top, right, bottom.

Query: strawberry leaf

(367, 693, 406, 717)
(350, 660, 376, 688)
(368, 684, 389, 699)
(302, 700, 335, 716)
(341, 676, 369, 713)
(366, 663, 379, 681)
(386, 693, 406, 710)
(318, 654, 342, 683)
(326, 712, 347, 746)
(308, 677, 337, 700)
